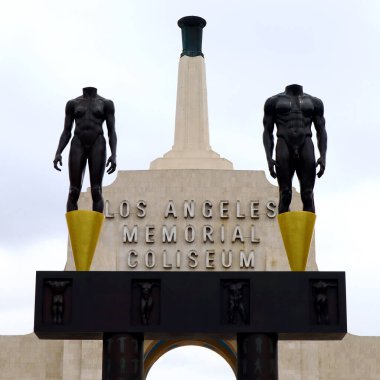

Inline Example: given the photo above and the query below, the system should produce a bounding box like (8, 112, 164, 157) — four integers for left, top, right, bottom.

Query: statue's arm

(313, 97, 327, 178)
(53, 100, 75, 171)
(105, 100, 117, 174)
(263, 97, 277, 178)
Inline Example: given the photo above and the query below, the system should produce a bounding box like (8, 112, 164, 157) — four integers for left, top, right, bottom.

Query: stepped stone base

(150, 150, 233, 170)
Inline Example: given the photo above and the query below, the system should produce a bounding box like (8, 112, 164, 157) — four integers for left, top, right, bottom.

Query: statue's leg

(275, 138, 294, 214)
(88, 135, 106, 213)
(296, 138, 316, 213)
(67, 137, 87, 212)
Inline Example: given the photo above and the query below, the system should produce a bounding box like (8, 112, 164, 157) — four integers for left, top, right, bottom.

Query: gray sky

(1, 0, 380, 378)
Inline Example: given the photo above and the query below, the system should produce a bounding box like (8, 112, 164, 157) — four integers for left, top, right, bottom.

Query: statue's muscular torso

(264, 93, 323, 155)
(53, 87, 117, 212)
(67, 95, 112, 149)
(262, 84, 327, 213)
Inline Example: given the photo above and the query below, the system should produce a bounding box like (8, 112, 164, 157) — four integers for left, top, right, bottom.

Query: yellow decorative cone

(66, 210, 104, 271)
(277, 211, 316, 271)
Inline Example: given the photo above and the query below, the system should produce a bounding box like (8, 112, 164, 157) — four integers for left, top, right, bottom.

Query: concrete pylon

(150, 16, 233, 170)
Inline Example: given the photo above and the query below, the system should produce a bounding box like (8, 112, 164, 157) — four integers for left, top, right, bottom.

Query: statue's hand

(268, 158, 277, 179)
(53, 154, 62, 171)
(316, 157, 326, 178)
(106, 155, 117, 174)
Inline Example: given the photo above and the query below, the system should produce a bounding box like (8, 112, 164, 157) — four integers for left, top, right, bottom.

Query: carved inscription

(104, 199, 278, 270)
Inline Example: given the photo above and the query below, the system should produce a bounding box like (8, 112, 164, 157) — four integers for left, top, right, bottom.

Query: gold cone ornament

(277, 211, 316, 271)
(66, 210, 104, 271)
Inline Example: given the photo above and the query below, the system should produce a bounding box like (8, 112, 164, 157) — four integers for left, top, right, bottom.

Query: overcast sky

(1, 0, 379, 378)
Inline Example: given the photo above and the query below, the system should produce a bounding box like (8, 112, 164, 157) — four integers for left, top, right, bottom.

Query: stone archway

(144, 338, 237, 379)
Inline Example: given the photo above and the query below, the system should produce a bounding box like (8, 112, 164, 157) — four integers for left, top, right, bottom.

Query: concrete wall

(0, 334, 63, 380)
(279, 334, 380, 380)
(0, 333, 379, 379)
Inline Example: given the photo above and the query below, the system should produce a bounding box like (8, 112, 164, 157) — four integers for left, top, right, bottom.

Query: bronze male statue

(53, 87, 117, 213)
(263, 84, 327, 214)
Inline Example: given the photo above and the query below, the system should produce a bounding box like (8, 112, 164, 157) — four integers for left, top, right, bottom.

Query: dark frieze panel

(35, 271, 346, 341)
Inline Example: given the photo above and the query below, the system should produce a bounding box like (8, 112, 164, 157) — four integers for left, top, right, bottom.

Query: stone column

(150, 16, 233, 170)
(237, 333, 278, 380)
(102, 333, 144, 380)
(62, 340, 82, 380)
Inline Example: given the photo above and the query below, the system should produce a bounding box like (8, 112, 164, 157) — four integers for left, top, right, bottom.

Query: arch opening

(145, 339, 236, 380)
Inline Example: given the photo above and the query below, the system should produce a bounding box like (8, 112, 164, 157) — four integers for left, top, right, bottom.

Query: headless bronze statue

(263, 84, 327, 214)
(53, 87, 117, 213)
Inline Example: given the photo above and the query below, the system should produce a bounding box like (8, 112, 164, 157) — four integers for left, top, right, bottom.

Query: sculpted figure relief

(225, 281, 248, 324)
(263, 84, 327, 214)
(53, 87, 117, 213)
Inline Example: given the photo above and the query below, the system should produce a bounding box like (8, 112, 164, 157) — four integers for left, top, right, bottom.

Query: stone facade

(1, 333, 379, 379)
(65, 169, 315, 273)
(278, 334, 380, 380)
(0, 334, 63, 380)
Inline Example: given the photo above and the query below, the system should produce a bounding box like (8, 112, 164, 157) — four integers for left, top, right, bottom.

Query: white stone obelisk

(150, 16, 233, 170)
